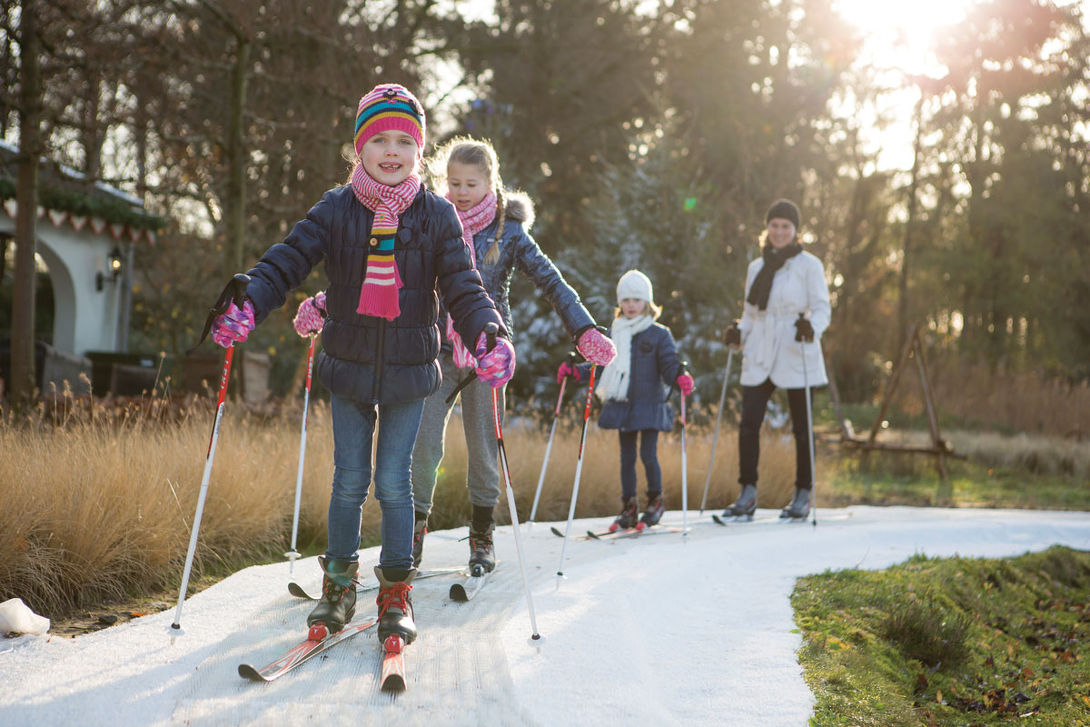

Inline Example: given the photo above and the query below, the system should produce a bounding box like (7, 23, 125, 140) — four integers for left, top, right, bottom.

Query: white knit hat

(616, 269, 654, 304)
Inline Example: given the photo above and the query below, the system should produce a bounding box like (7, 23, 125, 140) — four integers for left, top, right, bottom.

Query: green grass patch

(793, 546, 1090, 726)
(822, 453, 1090, 511)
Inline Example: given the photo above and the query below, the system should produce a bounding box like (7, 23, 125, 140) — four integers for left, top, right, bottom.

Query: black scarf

(746, 241, 803, 311)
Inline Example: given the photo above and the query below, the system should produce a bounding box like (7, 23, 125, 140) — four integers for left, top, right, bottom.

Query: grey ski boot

(723, 483, 757, 519)
(779, 487, 812, 520)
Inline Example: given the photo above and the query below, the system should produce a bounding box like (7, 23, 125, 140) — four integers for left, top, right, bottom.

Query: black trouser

(738, 378, 813, 490)
(619, 429, 661, 500)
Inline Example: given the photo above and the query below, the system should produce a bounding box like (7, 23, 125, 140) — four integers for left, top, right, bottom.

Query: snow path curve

(1, 506, 1088, 726)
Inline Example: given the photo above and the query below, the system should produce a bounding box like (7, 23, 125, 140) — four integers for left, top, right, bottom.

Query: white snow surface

(2, 506, 1088, 727)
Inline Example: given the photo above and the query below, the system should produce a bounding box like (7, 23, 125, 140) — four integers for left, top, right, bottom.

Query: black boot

(639, 493, 665, 528)
(306, 557, 358, 633)
(411, 511, 428, 568)
(724, 483, 757, 519)
(375, 566, 417, 644)
(611, 496, 639, 532)
(468, 523, 496, 576)
(780, 487, 811, 519)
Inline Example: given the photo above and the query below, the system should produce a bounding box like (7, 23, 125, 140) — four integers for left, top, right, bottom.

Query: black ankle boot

(612, 496, 639, 531)
(468, 523, 496, 576)
(306, 557, 358, 632)
(375, 566, 417, 644)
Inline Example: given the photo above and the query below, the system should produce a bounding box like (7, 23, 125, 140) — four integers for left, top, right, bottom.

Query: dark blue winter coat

(594, 322, 683, 432)
(243, 183, 504, 405)
(438, 192, 594, 349)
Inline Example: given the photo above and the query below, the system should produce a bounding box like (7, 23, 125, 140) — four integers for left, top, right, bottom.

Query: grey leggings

(411, 350, 504, 515)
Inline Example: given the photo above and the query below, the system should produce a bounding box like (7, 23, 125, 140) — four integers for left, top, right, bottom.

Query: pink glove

(474, 331, 516, 388)
(577, 327, 616, 366)
(677, 372, 694, 397)
(556, 361, 581, 384)
(293, 292, 326, 337)
(211, 300, 255, 348)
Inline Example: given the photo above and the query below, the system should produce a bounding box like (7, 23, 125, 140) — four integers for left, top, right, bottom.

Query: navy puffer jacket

(243, 183, 504, 405)
(595, 323, 683, 432)
(438, 192, 594, 350)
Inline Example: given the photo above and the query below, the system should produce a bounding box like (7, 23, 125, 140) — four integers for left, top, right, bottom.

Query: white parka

(738, 249, 831, 389)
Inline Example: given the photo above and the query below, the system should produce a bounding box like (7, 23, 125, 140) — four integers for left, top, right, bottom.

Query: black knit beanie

(765, 199, 800, 229)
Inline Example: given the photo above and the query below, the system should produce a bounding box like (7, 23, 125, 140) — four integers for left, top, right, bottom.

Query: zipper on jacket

(371, 318, 386, 404)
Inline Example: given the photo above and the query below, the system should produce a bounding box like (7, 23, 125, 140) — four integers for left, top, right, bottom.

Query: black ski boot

(780, 487, 812, 519)
(611, 496, 639, 532)
(639, 493, 665, 528)
(467, 504, 496, 576)
(411, 511, 428, 568)
(306, 557, 358, 633)
(723, 483, 757, 519)
(468, 524, 496, 576)
(374, 566, 417, 645)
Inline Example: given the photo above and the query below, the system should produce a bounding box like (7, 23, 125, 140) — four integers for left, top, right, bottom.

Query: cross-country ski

(238, 617, 378, 682)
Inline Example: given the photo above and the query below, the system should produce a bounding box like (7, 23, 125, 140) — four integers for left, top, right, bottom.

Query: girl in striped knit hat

(294, 136, 617, 574)
(212, 83, 510, 644)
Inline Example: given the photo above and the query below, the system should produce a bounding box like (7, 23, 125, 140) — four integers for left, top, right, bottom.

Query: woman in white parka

(722, 199, 831, 520)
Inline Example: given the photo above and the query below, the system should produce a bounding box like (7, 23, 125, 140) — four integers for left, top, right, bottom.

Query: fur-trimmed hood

(503, 190, 535, 230)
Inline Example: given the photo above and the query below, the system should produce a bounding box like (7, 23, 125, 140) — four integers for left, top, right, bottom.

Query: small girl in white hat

(557, 270, 694, 530)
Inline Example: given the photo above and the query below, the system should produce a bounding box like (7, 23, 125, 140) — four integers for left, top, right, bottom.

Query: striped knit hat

(354, 83, 426, 158)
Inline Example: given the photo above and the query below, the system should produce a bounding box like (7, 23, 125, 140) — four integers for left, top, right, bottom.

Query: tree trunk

(10, 0, 42, 407)
(225, 36, 250, 278)
(899, 94, 924, 341)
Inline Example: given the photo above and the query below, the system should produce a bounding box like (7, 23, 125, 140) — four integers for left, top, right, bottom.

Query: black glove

(794, 315, 814, 343)
(722, 320, 741, 346)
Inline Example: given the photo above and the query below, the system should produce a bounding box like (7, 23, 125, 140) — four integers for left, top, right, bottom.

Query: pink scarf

(445, 191, 498, 368)
(351, 164, 421, 320)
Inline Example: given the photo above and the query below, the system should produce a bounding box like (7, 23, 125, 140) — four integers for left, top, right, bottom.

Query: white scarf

(596, 314, 654, 402)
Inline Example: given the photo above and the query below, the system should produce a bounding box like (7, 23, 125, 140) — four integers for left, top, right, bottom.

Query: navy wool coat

(243, 183, 504, 405)
(595, 322, 683, 432)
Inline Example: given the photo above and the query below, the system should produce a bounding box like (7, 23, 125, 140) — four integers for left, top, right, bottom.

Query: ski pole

(285, 334, 317, 575)
(482, 323, 542, 641)
(556, 361, 598, 582)
(171, 273, 250, 640)
(798, 313, 817, 527)
(699, 348, 734, 513)
(528, 351, 577, 526)
(679, 361, 689, 538)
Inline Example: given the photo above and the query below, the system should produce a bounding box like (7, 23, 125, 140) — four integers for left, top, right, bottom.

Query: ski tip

(287, 582, 312, 599)
(381, 674, 406, 692)
(238, 664, 265, 682)
(449, 584, 468, 602)
(550, 526, 565, 538)
(586, 530, 602, 539)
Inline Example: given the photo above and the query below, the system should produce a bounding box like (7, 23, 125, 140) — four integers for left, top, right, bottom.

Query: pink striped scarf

(445, 191, 498, 368)
(351, 165, 421, 320)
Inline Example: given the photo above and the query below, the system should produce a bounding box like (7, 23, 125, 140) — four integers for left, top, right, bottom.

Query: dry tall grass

(892, 358, 1090, 439)
(0, 396, 806, 619)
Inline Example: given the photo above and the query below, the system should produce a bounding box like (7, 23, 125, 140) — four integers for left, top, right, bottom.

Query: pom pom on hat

(354, 83, 426, 158)
(765, 198, 800, 229)
(616, 269, 654, 304)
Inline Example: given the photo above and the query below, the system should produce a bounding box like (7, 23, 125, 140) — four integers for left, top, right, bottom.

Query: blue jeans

(327, 392, 425, 569)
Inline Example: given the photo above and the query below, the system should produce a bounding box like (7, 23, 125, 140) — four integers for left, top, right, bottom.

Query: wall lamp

(96, 245, 123, 292)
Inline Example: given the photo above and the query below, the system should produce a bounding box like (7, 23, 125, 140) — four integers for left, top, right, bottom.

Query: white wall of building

(0, 207, 125, 356)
